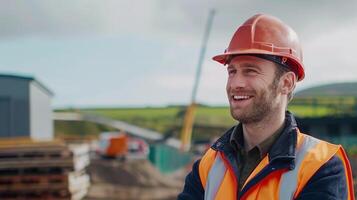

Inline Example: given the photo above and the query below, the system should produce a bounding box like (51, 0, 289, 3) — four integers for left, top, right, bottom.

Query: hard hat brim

(212, 49, 305, 81)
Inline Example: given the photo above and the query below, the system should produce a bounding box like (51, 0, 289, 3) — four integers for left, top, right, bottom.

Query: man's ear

(280, 71, 296, 95)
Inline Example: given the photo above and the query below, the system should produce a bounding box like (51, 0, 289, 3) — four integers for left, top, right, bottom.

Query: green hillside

(295, 82, 357, 97)
(292, 82, 357, 116)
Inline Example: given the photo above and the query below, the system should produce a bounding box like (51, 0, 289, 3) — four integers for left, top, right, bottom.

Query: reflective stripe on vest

(279, 135, 319, 199)
(205, 152, 227, 200)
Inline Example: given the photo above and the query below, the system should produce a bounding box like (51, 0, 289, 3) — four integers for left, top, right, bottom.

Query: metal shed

(0, 74, 54, 140)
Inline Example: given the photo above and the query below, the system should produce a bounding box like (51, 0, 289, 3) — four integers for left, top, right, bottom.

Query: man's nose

(229, 75, 246, 89)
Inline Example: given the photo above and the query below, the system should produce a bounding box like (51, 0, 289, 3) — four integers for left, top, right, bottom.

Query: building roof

(0, 74, 54, 96)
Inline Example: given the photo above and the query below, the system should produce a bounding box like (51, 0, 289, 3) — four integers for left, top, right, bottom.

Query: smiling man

(178, 14, 354, 200)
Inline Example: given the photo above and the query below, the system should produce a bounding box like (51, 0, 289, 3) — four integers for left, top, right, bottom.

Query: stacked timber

(0, 139, 90, 200)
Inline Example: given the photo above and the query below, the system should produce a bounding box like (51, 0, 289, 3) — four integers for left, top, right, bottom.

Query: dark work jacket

(177, 112, 349, 200)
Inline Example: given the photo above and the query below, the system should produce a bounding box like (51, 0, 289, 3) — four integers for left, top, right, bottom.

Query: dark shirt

(230, 123, 283, 192)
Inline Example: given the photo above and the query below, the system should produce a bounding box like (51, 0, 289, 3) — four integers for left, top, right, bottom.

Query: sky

(0, 0, 356, 108)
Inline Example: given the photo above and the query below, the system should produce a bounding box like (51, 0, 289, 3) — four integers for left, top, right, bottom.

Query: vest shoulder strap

(199, 148, 218, 189)
(280, 133, 340, 199)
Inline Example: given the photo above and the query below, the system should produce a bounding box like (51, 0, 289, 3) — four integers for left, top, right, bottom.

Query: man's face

(226, 55, 282, 123)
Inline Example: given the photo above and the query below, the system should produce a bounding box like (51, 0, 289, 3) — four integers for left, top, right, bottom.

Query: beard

(230, 81, 279, 124)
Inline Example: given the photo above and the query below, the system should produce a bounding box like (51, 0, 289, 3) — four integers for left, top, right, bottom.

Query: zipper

(237, 162, 290, 199)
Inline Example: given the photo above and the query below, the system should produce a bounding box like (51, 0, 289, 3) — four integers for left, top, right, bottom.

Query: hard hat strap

(226, 54, 290, 70)
(248, 54, 291, 70)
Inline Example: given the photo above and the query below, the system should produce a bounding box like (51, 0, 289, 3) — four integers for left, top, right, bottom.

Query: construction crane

(180, 9, 215, 152)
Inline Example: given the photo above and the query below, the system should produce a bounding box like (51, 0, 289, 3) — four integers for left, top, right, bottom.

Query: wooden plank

(0, 146, 68, 153)
(0, 166, 73, 175)
(0, 138, 65, 149)
(0, 141, 91, 199)
(0, 150, 72, 162)
(0, 188, 71, 199)
(0, 172, 90, 199)
(1, 198, 70, 200)
(0, 174, 68, 186)
(0, 182, 68, 192)
(0, 143, 90, 169)
(0, 159, 74, 169)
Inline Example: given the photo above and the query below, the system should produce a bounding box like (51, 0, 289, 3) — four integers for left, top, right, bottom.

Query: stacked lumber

(0, 138, 90, 200)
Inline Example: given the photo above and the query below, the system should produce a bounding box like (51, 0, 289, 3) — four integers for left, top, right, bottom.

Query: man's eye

(245, 69, 258, 74)
(228, 69, 236, 75)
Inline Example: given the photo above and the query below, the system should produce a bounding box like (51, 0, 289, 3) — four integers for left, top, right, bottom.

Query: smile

(232, 95, 253, 101)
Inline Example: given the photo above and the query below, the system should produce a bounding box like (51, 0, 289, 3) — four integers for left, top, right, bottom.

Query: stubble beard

(230, 82, 279, 124)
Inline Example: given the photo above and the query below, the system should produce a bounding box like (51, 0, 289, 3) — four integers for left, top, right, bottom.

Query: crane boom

(180, 9, 215, 152)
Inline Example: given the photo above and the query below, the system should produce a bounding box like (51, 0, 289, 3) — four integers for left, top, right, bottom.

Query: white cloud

(300, 21, 357, 90)
(196, 60, 228, 105)
(1, 0, 356, 39)
(1, 0, 357, 107)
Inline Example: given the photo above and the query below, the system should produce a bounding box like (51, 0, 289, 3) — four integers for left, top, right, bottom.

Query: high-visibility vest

(199, 131, 355, 200)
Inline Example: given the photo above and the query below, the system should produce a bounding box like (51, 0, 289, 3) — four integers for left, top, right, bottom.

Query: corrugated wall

(0, 78, 29, 137)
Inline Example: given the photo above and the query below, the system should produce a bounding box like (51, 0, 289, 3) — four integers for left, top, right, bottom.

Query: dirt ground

(84, 155, 357, 199)
(84, 158, 188, 200)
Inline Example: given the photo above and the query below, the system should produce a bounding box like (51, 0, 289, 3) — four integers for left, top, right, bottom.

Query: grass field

(75, 106, 236, 139)
(81, 106, 183, 133)
(55, 120, 117, 137)
(79, 103, 337, 127)
(54, 96, 357, 141)
(55, 98, 353, 140)
(288, 105, 333, 117)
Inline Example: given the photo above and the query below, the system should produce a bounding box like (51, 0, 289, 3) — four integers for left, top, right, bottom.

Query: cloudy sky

(0, 0, 356, 108)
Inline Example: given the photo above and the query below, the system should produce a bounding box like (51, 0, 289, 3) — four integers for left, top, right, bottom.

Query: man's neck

(242, 109, 286, 152)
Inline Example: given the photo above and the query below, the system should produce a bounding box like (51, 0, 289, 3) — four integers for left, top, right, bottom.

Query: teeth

(233, 95, 250, 100)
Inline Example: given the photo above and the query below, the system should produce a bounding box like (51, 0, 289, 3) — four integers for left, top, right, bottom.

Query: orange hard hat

(213, 14, 305, 81)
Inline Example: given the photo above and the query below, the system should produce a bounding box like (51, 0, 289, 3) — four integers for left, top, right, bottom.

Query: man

(178, 14, 354, 200)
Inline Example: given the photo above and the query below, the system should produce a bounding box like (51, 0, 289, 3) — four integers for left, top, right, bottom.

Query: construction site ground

(84, 157, 188, 200)
(83, 154, 357, 200)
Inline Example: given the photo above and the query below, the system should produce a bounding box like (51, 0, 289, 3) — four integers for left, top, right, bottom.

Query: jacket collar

(211, 111, 298, 167)
(268, 111, 297, 167)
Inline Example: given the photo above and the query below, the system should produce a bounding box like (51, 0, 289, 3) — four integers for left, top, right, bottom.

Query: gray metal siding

(0, 97, 11, 136)
(0, 78, 29, 137)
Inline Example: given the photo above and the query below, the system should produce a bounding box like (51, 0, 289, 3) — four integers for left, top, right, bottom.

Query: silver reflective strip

(205, 152, 227, 200)
(279, 136, 320, 200)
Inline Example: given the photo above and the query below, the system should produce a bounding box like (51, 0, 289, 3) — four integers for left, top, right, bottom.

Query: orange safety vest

(199, 131, 355, 200)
